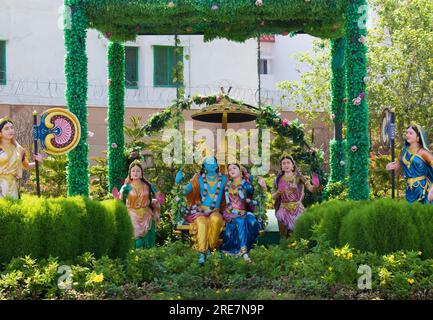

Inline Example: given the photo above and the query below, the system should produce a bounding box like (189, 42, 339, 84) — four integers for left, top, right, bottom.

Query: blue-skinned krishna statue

(175, 156, 227, 265)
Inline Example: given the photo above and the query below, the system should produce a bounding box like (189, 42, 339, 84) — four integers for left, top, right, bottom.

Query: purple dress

(274, 175, 305, 231)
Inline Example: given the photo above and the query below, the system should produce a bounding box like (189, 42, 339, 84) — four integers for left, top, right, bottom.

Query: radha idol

(387, 124, 433, 204)
(175, 156, 227, 265)
(221, 163, 267, 262)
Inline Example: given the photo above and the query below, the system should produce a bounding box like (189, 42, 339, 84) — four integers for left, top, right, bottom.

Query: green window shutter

(0, 41, 6, 85)
(154, 46, 183, 87)
(125, 46, 138, 88)
(154, 46, 168, 86)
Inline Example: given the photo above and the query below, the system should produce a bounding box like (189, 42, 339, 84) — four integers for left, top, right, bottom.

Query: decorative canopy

(80, 0, 347, 42)
(192, 97, 258, 123)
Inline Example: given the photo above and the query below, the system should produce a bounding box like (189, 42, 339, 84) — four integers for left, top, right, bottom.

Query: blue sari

(400, 146, 433, 204)
(221, 178, 261, 255)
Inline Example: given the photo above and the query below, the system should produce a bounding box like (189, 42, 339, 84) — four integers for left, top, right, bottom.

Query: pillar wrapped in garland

(107, 42, 126, 192)
(344, 0, 370, 200)
(329, 38, 347, 184)
(64, 0, 89, 196)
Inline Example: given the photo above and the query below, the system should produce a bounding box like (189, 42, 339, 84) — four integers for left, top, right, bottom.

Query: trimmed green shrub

(0, 195, 132, 264)
(294, 199, 433, 258)
(340, 200, 420, 254)
(294, 200, 362, 246)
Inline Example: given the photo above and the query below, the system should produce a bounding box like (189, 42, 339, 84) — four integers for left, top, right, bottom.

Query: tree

(367, 0, 433, 148)
(277, 39, 332, 128)
(279, 0, 433, 150)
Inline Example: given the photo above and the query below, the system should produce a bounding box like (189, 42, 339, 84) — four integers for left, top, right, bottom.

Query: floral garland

(225, 179, 259, 216)
(201, 173, 223, 210)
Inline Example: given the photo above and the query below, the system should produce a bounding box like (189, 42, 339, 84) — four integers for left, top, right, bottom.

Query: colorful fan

(34, 108, 81, 155)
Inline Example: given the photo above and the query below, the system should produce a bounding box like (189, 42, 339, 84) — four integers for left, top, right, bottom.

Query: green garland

(328, 139, 346, 184)
(82, 0, 347, 42)
(64, 0, 89, 196)
(344, 0, 370, 200)
(328, 37, 347, 184)
(143, 96, 326, 183)
(142, 93, 243, 135)
(107, 42, 126, 192)
(64, 0, 370, 200)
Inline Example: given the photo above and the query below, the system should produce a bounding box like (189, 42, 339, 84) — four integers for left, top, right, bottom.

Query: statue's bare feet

(242, 253, 252, 263)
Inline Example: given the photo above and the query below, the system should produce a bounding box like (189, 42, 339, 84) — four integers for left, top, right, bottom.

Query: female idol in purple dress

(272, 155, 319, 239)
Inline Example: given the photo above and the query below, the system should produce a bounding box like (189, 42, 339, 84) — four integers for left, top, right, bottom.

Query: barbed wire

(0, 76, 291, 109)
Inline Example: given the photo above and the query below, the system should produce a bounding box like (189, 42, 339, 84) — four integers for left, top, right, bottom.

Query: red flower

(351, 146, 358, 152)
(359, 92, 365, 99)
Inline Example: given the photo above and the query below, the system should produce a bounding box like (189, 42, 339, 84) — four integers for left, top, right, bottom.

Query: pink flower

(282, 119, 289, 127)
(351, 146, 358, 152)
(312, 173, 320, 186)
(130, 151, 138, 159)
(363, 77, 370, 84)
(359, 92, 366, 99)
(216, 96, 222, 102)
(107, 79, 112, 86)
(156, 192, 165, 205)
(111, 143, 118, 149)
(353, 97, 362, 106)
(255, 0, 263, 6)
(358, 35, 366, 44)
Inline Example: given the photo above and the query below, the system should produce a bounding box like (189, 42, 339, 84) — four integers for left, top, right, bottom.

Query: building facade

(0, 0, 331, 159)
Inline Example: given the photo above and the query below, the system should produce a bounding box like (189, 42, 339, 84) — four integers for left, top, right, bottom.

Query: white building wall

(0, 0, 258, 108)
(260, 34, 315, 108)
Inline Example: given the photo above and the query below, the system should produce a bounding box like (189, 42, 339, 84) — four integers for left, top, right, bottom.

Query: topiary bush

(0, 195, 132, 264)
(294, 199, 433, 258)
(294, 200, 362, 246)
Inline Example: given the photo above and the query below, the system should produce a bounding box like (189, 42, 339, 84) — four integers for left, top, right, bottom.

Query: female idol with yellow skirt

(0, 117, 43, 199)
(119, 160, 164, 249)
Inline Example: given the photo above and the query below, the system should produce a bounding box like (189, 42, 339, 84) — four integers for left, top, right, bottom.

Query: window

(0, 41, 6, 85)
(153, 46, 183, 87)
(259, 59, 269, 75)
(125, 46, 138, 88)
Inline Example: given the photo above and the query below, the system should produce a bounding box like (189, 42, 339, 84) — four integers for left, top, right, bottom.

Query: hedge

(294, 199, 433, 258)
(0, 195, 133, 264)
